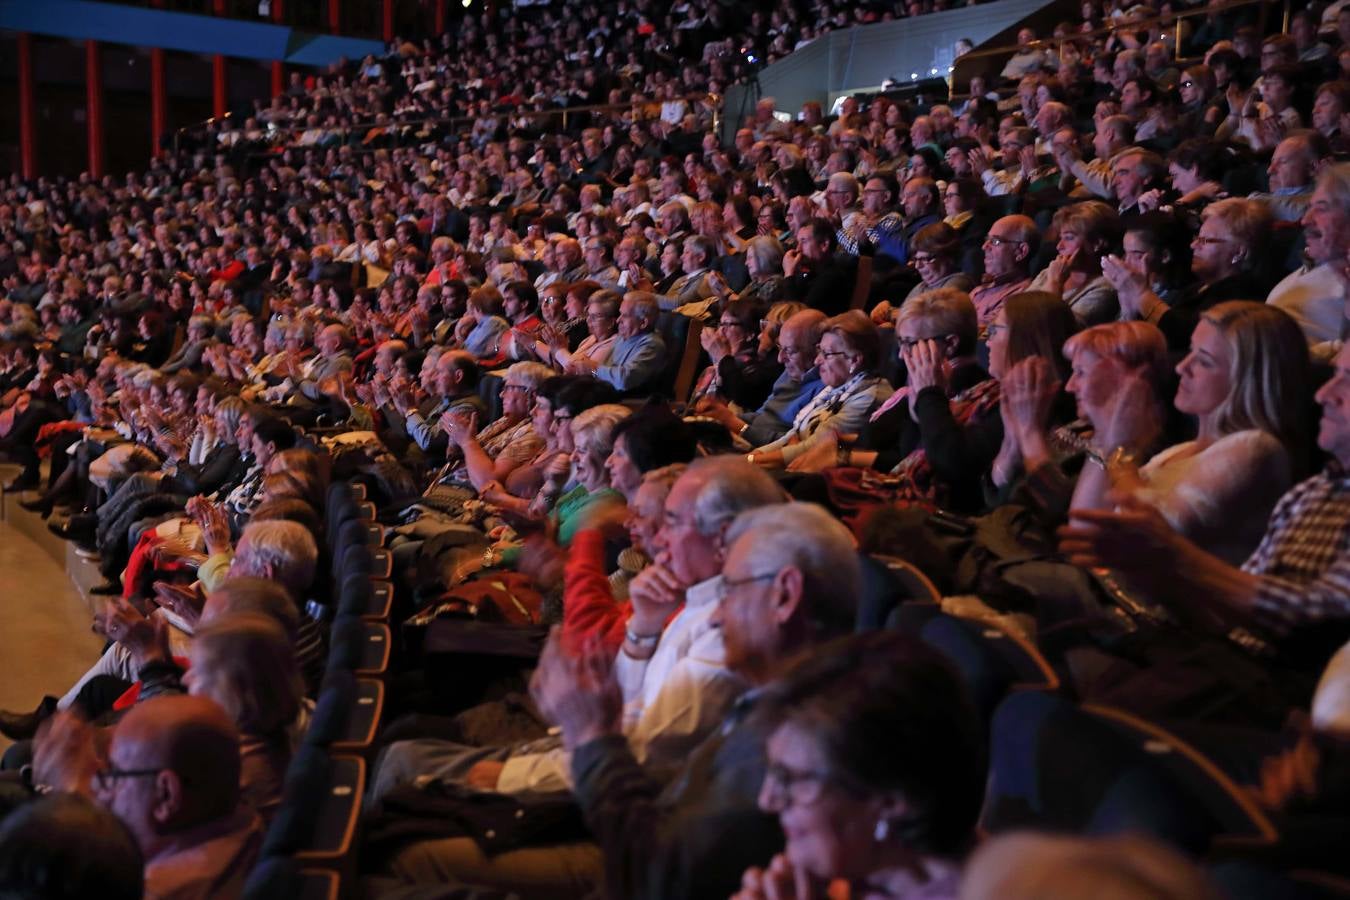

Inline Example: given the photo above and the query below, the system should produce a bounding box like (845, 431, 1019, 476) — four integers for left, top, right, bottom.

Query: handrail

(951, 0, 1287, 90)
(173, 92, 723, 155)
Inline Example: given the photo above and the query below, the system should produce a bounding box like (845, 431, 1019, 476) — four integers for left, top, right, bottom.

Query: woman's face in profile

(759, 721, 882, 883)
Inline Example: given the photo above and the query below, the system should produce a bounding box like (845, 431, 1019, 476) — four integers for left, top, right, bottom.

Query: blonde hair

(1062, 320, 1170, 393)
(572, 403, 632, 462)
(1052, 200, 1123, 255)
(1202, 198, 1273, 270)
(897, 288, 978, 356)
(1200, 300, 1309, 460)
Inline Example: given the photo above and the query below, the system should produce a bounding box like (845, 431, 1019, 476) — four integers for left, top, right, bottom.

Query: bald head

(778, 309, 827, 380)
(104, 696, 241, 852)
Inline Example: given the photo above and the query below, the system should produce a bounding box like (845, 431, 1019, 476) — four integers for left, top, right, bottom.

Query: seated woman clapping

(1008, 302, 1308, 564)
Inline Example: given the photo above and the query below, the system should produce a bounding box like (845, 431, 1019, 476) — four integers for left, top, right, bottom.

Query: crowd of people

(2, 0, 1350, 896)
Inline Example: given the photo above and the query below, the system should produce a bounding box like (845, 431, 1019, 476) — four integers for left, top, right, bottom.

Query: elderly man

(392, 349, 483, 455)
(1060, 341, 1350, 724)
(970, 215, 1038, 329)
(1108, 147, 1166, 217)
(1268, 163, 1350, 358)
(374, 461, 787, 891)
(1251, 132, 1329, 223)
(694, 309, 828, 447)
(567, 292, 666, 393)
(783, 217, 856, 316)
(33, 695, 262, 900)
(650, 235, 719, 312)
(529, 502, 861, 900)
(1056, 116, 1135, 200)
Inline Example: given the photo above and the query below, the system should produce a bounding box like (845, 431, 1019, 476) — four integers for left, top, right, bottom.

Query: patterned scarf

(790, 370, 874, 440)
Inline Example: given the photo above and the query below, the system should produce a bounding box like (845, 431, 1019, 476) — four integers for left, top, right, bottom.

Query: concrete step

(1, 471, 106, 620)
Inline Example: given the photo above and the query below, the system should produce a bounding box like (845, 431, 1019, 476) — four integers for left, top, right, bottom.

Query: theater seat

(915, 613, 1058, 721)
(326, 615, 392, 678)
(261, 746, 364, 869)
(983, 692, 1277, 854)
(337, 573, 393, 620)
(305, 668, 383, 757)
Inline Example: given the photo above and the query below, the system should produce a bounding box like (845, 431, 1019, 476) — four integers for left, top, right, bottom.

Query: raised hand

(901, 338, 948, 395)
(529, 628, 623, 750)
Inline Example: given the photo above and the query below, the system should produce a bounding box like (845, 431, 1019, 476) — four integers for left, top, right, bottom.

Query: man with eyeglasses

(970, 215, 1038, 329)
(529, 500, 860, 900)
(33, 695, 262, 899)
(693, 308, 828, 447)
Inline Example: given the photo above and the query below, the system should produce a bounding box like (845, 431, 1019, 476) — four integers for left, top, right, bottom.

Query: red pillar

(212, 55, 228, 119)
(382, 0, 394, 41)
(328, 0, 340, 34)
(433, 0, 446, 35)
(150, 48, 167, 158)
(270, 0, 285, 96)
(17, 33, 36, 179)
(85, 40, 104, 178)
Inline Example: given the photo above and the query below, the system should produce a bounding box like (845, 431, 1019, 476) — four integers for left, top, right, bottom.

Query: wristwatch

(625, 625, 661, 649)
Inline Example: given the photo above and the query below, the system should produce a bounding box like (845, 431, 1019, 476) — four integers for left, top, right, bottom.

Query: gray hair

(1316, 161, 1350, 218)
(234, 520, 318, 598)
(744, 235, 784, 274)
(572, 403, 631, 461)
(725, 502, 860, 637)
(506, 360, 554, 390)
(687, 456, 786, 537)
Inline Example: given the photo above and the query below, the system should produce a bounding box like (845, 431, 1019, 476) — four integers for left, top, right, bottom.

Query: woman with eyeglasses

(788, 289, 989, 484)
(732, 631, 984, 900)
(691, 299, 783, 411)
(902, 223, 975, 306)
(1103, 197, 1275, 351)
(747, 311, 894, 469)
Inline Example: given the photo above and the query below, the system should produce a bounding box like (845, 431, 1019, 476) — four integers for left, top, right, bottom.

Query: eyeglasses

(817, 348, 851, 360)
(1192, 235, 1233, 246)
(501, 383, 532, 394)
(95, 767, 163, 791)
(761, 761, 836, 808)
(984, 235, 1025, 248)
(899, 333, 951, 350)
(911, 253, 939, 264)
(719, 570, 779, 596)
(718, 319, 747, 329)
(1180, 80, 1196, 89)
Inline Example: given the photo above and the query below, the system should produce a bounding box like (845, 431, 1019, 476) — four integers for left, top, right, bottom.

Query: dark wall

(0, 31, 282, 178)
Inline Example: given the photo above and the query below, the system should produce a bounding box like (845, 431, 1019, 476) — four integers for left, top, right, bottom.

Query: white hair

(725, 502, 859, 635)
(686, 456, 785, 538)
(235, 520, 318, 598)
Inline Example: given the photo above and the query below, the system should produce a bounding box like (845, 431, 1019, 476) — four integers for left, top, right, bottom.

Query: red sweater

(561, 528, 632, 655)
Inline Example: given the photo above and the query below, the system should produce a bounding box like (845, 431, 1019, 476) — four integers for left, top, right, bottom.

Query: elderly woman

(544, 289, 620, 371)
(480, 403, 631, 572)
(1064, 302, 1307, 564)
(692, 299, 783, 411)
(733, 631, 983, 900)
(791, 288, 986, 477)
(1104, 197, 1275, 350)
(749, 311, 894, 468)
(869, 223, 977, 324)
(893, 291, 1079, 512)
(1029, 201, 1122, 326)
(713, 236, 786, 309)
(455, 285, 511, 360)
(440, 361, 552, 492)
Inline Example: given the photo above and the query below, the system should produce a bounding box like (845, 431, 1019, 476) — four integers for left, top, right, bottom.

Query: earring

(1231, 256, 1240, 265)
(873, 817, 890, 842)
